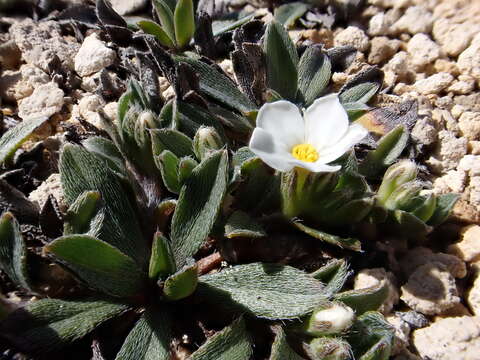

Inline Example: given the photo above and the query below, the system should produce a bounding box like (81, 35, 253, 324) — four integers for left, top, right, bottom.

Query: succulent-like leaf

(0, 116, 48, 165)
(427, 193, 459, 226)
(153, 0, 176, 45)
(63, 191, 102, 235)
(175, 101, 225, 138)
(0, 212, 32, 291)
(137, 20, 175, 48)
(174, 57, 256, 113)
(311, 259, 351, 297)
(154, 199, 177, 232)
(198, 263, 326, 320)
(297, 45, 332, 106)
(274, 2, 309, 28)
(170, 150, 228, 267)
(149, 232, 176, 280)
(211, 14, 255, 37)
(391, 209, 431, 236)
(359, 125, 409, 179)
(190, 317, 252, 360)
(157, 150, 181, 194)
(334, 282, 389, 315)
(224, 211, 266, 239)
(174, 0, 195, 49)
(409, 194, 437, 222)
(264, 20, 299, 100)
(151, 129, 194, 158)
(339, 66, 384, 105)
(45, 235, 147, 298)
(115, 307, 171, 360)
(322, 198, 374, 226)
(347, 312, 394, 360)
(60, 144, 148, 267)
(83, 137, 127, 177)
(163, 259, 198, 301)
(293, 221, 361, 252)
(270, 326, 305, 360)
(0, 298, 129, 353)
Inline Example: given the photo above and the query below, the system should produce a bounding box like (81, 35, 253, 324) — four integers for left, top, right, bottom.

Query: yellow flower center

(291, 144, 319, 162)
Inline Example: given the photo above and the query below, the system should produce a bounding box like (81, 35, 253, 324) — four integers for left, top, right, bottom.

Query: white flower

(249, 94, 368, 172)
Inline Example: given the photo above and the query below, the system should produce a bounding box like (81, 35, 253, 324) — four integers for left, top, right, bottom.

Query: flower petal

(304, 94, 349, 150)
(290, 159, 341, 173)
(249, 128, 295, 172)
(317, 123, 368, 164)
(256, 100, 305, 149)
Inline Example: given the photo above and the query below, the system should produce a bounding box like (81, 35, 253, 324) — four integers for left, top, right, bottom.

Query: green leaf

(293, 221, 361, 252)
(157, 150, 181, 194)
(274, 2, 309, 28)
(174, 0, 195, 49)
(115, 307, 171, 360)
(198, 263, 326, 320)
(170, 150, 229, 268)
(297, 45, 332, 106)
(153, 0, 176, 45)
(347, 312, 394, 360)
(224, 211, 266, 239)
(410, 194, 437, 222)
(391, 209, 431, 236)
(0, 213, 32, 291)
(154, 199, 177, 232)
(212, 14, 255, 37)
(151, 129, 194, 158)
(359, 125, 409, 179)
(83, 137, 127, 177)
(174, 57, 256, 114)
(63, 191, 102, 235)
(175, 101, 225, 139)
(60, 144, 148, 267)
(46, 235, 146, 298)
(178, 156, 198, 183)
(427, 193, 459, 226)
(0, 298, 129, 354)
(209, 105, 254, 135)
(163, 259, 198, 301)
(339, 67, 384, 104)
(270, 326, 306, 360)
(149, 232, 176, 280)
(264, 20, 299, 100)
(190, 317, 252, 360)
(311, 259, 351, 297)
(334, 282, 389, 315)
(137, 20, 175, 48)
(322, 197, 374, 226)
(0, 116, 48, 165)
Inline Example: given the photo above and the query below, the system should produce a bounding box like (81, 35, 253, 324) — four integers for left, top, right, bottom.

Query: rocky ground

(1, 0, 480, 359)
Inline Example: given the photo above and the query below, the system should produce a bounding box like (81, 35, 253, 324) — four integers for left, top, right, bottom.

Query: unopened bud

(377, 160, 418, 205)
(411, 193, 437, 222)
(308, 337, 352, 360)
(193, 126, 224, 160)
(384, 180, 422, 210)
(303, 302, 355, 336)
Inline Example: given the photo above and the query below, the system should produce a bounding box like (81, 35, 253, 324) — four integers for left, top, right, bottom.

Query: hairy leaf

(137, 20, 174, 48)
(45, 235, 146, 298)
(224, 211, 266, 239)
(198, 263, 326, 320)
(427, 193, 459, 226)
(60, 145, 148, 267)
(63, 191, 102, 235)
(0, 298, 129, 354)
(115, 307, 171, 360)
(149, 232, 176, 280)
(163, 259, 198, 300)
(0, 213, 32, 291)
(339, 66, 384, 104)
(264, 20, 299, 100)
(293, 221, 361, 251)
(83, 137, 127, 177)
(270, 326, 305, 360)
(174, 0, 195, 48)
(153, 0, 176, 44)
(311, 259, 351, 297)
(274, 2, 309, 28)
(157, 150, 181, 194)
(0, 116, 48, 164)
(151, 129, 194, 158)
(170, 150, 228, 267)
(334, 282, 389, 315)
(190, 317, 252, 360)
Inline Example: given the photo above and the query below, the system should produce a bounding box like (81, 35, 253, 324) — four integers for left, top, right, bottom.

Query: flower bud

(308, 337, 352, 360)
(384, 180, 422, 210)
(377, 160, 418, 206)
(303, 302, 355, 336)
(193, 126, 224, 160)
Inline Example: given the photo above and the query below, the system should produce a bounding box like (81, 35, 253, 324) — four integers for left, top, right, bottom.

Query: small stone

(426, 130, 468, 173)
(400, 247, 466, 279)
(386, 314, 411, 355)
(18, 82, 64, 121)
(412, 72, 454, 95)
(368, 37, 400, 64)
(451, 104, 465, 119)
(13, 64, 50, 100)
(413, 316, 480, 360)
(468, 272, 480, 315)
(78, 94, 106, 130)
(411, 116, 437, 146)
(28, 174, 66, 211)
(401, 262, 460, 315)
(396, 311, 429, 329)
(407, 34, 440, 69)
(74, 33, 116, 77)
(449, 225, 480, 263)
(218, 59, 234, 78)
(0, 70, 21, 102)
(458, 33, 480, 81)
(469, 141, 480, 155)
(392, 6, 433, 35)
(433, 170, 467, 193)
(334, 26, 370, 52)
(458, 111, 480, 141)
(0, 40, 21, 70)
(353, 268, 399, 314)
(452, 198, 480, 224)
(433, 59, 460, 76)
(448, 77, 475, 95)
(103, 102, 118, 124)
(302, 29, 334, 48)
(458, 155, 480, 176)
(432, 18, 478, 57)
(368, 12, 390, 36)
(385, 51, 409, 77)
(110, 0, 147, 15)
